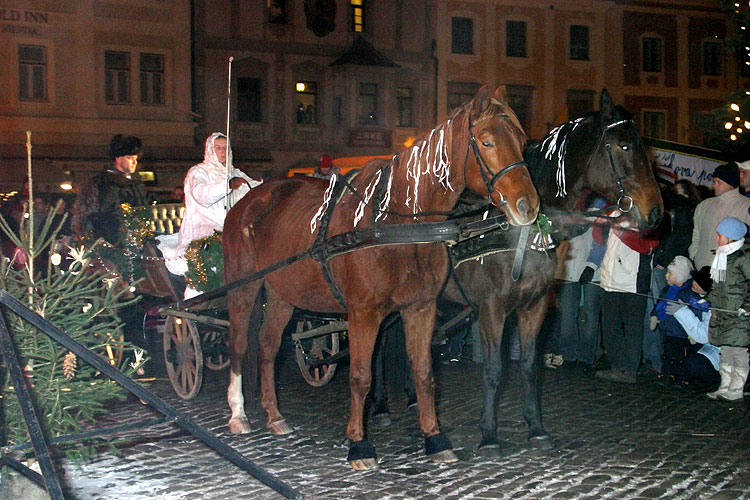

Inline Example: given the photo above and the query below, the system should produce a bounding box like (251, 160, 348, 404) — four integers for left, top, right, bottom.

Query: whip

(225, 56, 233, 212)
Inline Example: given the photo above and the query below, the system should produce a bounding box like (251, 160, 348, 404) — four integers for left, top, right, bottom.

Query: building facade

(0, 0, 194, 193)
(193, 0, 435, 175)
(1, 0, 747, 194)
(436, 0, 749, 143)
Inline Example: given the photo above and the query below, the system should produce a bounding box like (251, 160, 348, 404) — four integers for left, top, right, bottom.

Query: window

(566, 89, 595, 120)
(451, 17, 473, 55)
(569, 25, 589, 61)
(295, 81, 318, 124)
(506, 21, 527, 58)
(740, 51, 750, 78)
(642, 37, 662, 73)
(105, 51, 131, 104)
(18, 45, 47, 101)
(350, 0, 365, 33)
(642, 111, 665, 139)
(447, 81, 481, 113)
(703, 41, 722, 76)
(267, 0, 287, 24)
(357, 83, 378, 124)
(506, 85, 533, 133)
(140, 53, 164, 105)
(238, 77, 262, 122)
(396, 87, 413, 127)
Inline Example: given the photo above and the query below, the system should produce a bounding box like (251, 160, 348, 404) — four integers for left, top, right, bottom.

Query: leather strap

(511, 224, 531, 282)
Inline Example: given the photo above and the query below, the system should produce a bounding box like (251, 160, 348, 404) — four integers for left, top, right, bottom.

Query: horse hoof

(268, 419, 293, 435)
(429, 449, 459, 463)
(529, 435, 554, 450)
(228, 417, 251, 435)
(371, 412, 392, 427)
(406, 398, 418, 411)
(477, 444, 503, 458)
(350, 458, 379, 471)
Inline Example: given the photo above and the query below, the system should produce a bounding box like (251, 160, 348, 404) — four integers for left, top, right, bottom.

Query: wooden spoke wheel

(163, 316, 203, 400)
(295, 320, 340, 387)
(203, 329, 230, 370)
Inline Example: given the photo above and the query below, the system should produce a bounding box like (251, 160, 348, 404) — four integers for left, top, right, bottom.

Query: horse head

(463, 86, 540, 226)
(590, 89, 663, 229)
(540, 89, 663, 231)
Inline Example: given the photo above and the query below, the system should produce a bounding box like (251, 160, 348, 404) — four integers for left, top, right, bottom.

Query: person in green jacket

(705, 217, 750, 401)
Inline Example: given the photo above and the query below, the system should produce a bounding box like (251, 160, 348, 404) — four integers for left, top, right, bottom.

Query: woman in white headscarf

(158, 132, 261, 297)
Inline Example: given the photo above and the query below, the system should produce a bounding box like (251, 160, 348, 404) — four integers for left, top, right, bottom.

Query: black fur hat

(109, 134, 142, 160)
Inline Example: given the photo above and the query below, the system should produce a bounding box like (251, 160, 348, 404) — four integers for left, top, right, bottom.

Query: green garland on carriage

(185, 232, 224, 293)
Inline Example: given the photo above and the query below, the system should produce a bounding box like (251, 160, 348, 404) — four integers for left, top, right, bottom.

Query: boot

(706, 363, 732, 400)
(718, 367, 749, 402)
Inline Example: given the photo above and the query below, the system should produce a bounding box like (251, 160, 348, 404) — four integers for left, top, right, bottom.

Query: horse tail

(242, 282, 266, 401)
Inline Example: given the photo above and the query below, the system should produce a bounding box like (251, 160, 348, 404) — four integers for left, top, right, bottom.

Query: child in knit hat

(703, 216, 750, 400)
(650, 255, 707, 387)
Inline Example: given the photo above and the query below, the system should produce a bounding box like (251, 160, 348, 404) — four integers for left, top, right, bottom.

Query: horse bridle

(581, 118, 636, 219)
(466, 114, 527, 213)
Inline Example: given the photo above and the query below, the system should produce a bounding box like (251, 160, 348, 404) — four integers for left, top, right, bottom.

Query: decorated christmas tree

(0, 135, 146, 456)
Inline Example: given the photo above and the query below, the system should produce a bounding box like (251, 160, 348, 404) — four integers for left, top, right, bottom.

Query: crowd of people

(545, 159, 750, 401)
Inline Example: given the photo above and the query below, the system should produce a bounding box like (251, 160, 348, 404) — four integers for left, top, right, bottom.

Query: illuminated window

(570, 25, 589, 61)
(140, 53, 164, 105)
(506, 21, 527, 58)
(18, 45, 47, 101)
(642, 37, 662, 73)
(358, 83, 378, 124)
(350, 0, 365, 33)
(105, 51, 131, 104)
(703, 41, 722, 76)
(238, 77, 262, 122)
(296, 81, 318, 124)
(452, 17, 473, 55)
(396, 87, 413, 127)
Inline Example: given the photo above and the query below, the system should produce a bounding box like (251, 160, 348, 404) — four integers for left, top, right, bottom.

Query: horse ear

(600, 88, 614, 122)
(493, 86, 508, 103)
(471, 85, 490, 117)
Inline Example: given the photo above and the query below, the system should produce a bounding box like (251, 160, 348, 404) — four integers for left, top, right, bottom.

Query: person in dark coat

(72, 134, 157, 245)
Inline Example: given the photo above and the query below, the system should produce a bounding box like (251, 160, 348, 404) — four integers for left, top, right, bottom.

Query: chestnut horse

(222, 86, 539, 470)
(442, 89, 663, 456)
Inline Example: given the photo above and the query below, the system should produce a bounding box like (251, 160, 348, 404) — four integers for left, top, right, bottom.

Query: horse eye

(621, 144, 629, 151)
(482, 140, 494, 148)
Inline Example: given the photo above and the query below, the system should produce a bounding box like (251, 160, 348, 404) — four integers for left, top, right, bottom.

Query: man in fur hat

(72, 134, 157, 244)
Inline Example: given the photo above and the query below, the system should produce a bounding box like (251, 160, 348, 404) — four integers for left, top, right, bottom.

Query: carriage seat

(148, 203, 184, 235)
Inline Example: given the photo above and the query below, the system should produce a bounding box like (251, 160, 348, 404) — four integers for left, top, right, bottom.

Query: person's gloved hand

(579, 267, 594, 284)
(665, 301, 687, 316)
(738, 308, 749, 318)
(649, 315, 659, 330)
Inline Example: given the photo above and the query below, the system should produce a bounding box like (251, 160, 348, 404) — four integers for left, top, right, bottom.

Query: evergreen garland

(185, 232, 224, 292)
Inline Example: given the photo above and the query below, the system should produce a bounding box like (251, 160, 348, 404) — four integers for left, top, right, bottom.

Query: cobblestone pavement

(43, 342, 750, 499)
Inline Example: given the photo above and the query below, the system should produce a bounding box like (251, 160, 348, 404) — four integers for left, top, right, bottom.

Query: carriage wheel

(163, 316, 203, 400)
(203, 330, 230, 370)
(295, 320, 340, 387)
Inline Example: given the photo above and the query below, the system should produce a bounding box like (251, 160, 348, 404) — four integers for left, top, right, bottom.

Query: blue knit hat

(716, 217, 748, 241)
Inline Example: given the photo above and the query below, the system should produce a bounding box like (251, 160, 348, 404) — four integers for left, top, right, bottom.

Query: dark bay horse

(442, 89, 663, 456)
(222, 86, 540, 470)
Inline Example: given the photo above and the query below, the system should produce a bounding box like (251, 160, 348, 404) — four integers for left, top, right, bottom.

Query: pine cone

(62, 352, 77, 379)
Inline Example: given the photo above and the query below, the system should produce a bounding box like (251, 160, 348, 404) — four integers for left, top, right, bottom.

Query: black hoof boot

(348, 439, 378, 470)
(425, 432, 458, 463)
